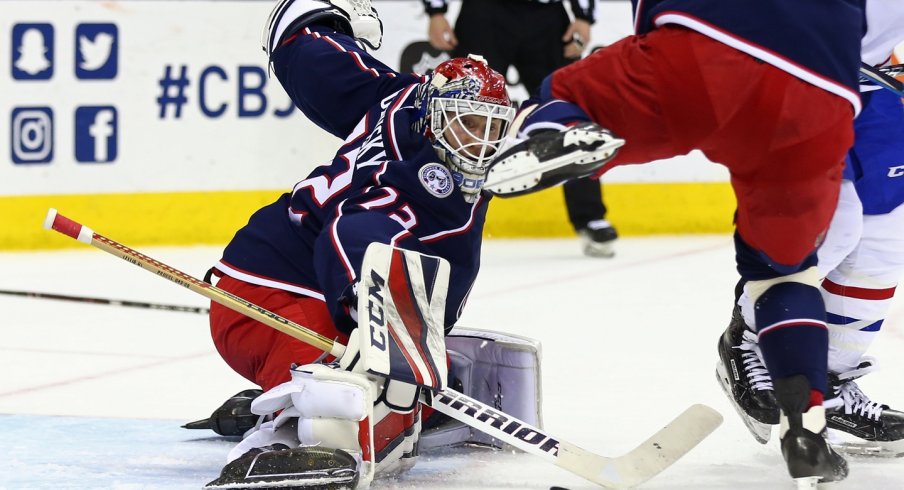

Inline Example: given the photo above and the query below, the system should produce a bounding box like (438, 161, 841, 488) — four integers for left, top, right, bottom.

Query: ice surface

(1, 237, 902, 489)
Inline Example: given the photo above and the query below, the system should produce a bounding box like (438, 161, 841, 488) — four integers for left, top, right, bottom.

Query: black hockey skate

(775, 375, 848, 489)
(715, 305, 779, 444)
(578, 221, 618, 258)
(483, 122, 624, 197)
(205, 445, 358, 490)
(825, 359, 904, 458)
(183, 389, 263, 436)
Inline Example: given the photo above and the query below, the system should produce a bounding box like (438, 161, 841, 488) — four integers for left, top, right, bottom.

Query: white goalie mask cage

(426, 56, 515, 201)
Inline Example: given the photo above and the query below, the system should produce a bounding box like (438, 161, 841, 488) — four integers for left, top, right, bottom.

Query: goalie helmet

(422, 55, 515, 202)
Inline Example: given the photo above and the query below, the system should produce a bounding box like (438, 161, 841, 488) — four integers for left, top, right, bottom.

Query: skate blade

(484, 139, 624, 195)
(792, 476, 823, 489)
(582, 240, 615, 258)
(714, 362, 772, 444)
(828, 432, 904, 458)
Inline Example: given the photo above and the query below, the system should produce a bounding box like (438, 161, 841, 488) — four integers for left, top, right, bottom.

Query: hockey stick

(0, 289, 209, 314)
(876, 63, 904, 78)
(859, 62, 904, 97)
(44, 208, 722, 489)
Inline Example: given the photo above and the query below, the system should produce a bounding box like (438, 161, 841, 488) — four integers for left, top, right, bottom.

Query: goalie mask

(423, 55, 515, 202)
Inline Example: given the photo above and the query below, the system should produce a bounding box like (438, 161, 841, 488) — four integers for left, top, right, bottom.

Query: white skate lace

(826, 381, 885, 421)
(734, 330, 773, 391)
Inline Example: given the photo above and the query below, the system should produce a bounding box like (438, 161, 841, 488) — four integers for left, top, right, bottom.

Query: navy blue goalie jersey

(216, 26, 488, 334)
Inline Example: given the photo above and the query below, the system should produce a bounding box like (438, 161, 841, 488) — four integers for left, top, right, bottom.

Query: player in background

(480, 0, 865, 486)
(717, 0, 904, 457)
(198, 1, 543, 488)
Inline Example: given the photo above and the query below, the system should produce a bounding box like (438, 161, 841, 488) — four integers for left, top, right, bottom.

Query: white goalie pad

(420, 326, 544, 451)
(227, 364, 379, 486)
(342, 243, 450, 401)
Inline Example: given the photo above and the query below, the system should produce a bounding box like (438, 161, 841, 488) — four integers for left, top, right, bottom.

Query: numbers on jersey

(359, 187, 418, 230)
(390, 204, 417, 229)
(293, 148, 359, 207)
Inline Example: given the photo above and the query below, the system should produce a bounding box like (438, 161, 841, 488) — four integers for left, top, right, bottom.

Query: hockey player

(481, 0, 866, 486)
(199, 1, 543, 488)
(717, 0, 904, 457)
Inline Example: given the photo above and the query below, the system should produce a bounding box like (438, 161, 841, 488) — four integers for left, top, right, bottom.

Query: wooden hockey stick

(44, 208, 722, 489)
(0, 289, 209, 314)
(859, 62, 904, 97)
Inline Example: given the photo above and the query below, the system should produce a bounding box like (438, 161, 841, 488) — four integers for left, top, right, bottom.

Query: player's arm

(423, 0, 456, 51)
(563, 0, 594, 59)
(265, 1, 420, 138)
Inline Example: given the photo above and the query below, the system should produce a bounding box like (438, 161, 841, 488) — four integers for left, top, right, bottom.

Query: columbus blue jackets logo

(419, 163, 454, 198)
(438, 76, 482, 100)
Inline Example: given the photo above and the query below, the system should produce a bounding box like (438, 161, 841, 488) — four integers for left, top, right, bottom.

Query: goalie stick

(0, 289, 209, 314)
(43, 208, 722, 489)
(859, 62, 904, 97)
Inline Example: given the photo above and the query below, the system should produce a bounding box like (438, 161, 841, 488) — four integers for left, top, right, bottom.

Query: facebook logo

(75, 106, 117, 163)
(11, 107, 54, 164)
(12, 23, 54, 80)
(75, 23, 118, 79)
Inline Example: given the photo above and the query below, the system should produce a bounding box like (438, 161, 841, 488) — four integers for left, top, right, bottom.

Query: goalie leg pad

(420, 326, 543, 451)
(342, 243, 450, 408)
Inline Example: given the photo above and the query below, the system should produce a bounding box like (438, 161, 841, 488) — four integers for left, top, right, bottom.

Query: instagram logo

(11, 107, 54, 164)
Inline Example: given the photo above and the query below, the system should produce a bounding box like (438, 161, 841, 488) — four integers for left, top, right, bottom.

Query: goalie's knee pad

(262, 0, 382, 57)
(420, 326, 543, 451)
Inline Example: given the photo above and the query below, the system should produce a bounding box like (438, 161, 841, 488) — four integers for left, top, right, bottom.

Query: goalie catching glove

(206, 243, 450, 489)
(484, 104, 624, 197)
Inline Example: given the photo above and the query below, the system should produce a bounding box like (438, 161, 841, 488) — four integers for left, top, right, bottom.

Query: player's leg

(487, 30, 687, 197)
(822, 218, 904, 456)
(816, 88, 904, 456)
(563, 178, 618, 258)
(532, 5, 616, 257)
(450, 0, 515, 79)
(716, 179, 864, 444)
(509, 0, 570, 95)
(209, 274, 347, 390)
(822, 207, 904, 456)
(487, 26, 756, 197)
(722, 69, 853, 483)
(715, 276, 779, 443)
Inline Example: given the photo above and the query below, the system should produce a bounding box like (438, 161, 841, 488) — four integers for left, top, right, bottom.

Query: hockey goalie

(191, 1, 543, 487)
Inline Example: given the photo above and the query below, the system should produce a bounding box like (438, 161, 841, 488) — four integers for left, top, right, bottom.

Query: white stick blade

(557, 404, 723, 489)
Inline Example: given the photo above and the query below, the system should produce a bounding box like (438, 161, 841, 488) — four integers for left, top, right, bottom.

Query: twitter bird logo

(75, 23, 118, 79)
